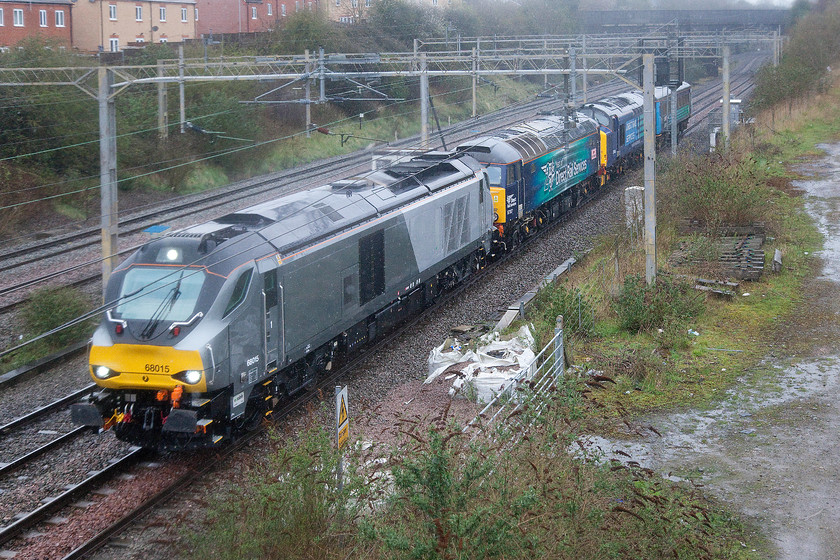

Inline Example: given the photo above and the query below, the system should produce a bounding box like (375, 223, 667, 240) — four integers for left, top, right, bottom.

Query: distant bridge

(582, 9, 791, 33)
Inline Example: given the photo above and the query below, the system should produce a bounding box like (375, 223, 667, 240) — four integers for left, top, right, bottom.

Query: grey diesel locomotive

(72, 152, 494, 449)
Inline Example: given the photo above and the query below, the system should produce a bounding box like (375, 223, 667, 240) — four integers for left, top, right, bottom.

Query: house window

(13, 8, 23, 26)
(351, 0, 357, 7)
(0, 9, 4, 26)
(194, 7, 198, 20)
(365, 0, 371, 7)
(135, 35, 144, 42)
(55, 10, 65, 26)
(109, 4, 117, 20)
(159, 6, 166, 21)
(109, 37, 119, 52)
(39, 9, 47, 27)
(266, 3, 272, 15)
(294, 0, 299, 10)
(181, 7, 187, 21)
(135, 6, 142, 20)
(280, 4, 285, 15)
(160, 37, 168, 43)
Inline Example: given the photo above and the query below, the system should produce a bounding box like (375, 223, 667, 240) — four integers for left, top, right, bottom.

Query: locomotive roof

(456, 112, 598, 164)
(134, 153, 482, 276)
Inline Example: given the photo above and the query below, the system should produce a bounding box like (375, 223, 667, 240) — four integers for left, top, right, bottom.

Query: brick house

(194, 0, 315, 36)
(0, 0, 73, 49)
(72, 0, 197, 52)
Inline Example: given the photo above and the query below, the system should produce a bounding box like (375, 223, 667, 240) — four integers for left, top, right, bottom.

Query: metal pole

(569, 46, 576, 106)
(553, 315, 565, 378)
(543, 39, 548, 88)
(420, 53, 429, 148)
(643, 53, 657, 285)
(178, 44, 186, 134)
(471, 48, 477, 118)
(582, 35, 588, 104)
(304, 49, 311, 137)
(319, 46, 325, 103)
(335, 385, 344, 492)
(98, 67, 118, 300)
(157, 60, 168, 139)
(670, 42, 678, 156)
(722, 45, 730, 151)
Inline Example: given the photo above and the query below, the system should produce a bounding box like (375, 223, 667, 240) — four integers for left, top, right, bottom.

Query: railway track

(0, 79, 637, 317)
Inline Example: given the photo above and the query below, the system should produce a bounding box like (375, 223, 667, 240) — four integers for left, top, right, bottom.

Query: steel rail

(0, 384, 96, 435)
(0, 426, 88, 477)
(0, 446, 148, 547)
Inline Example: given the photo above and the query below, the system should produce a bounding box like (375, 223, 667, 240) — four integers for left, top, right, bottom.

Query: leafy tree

(369, 0, 444, 49)
(752, 0, 840, 111)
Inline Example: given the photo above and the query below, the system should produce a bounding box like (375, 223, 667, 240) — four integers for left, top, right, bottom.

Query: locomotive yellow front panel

(89, 344, 207, 392)
(490, 186, 506, 224)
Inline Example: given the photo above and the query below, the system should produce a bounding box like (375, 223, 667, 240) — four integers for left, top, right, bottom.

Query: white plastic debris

(426, 325, 536, 403)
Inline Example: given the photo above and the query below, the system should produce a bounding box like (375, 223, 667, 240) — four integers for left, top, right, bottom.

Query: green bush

(532, 284, 595, 341)
(614, 273, 704, 334)
(22, 287, 95, 350)
(189, 422, 357, 560)
(659, 153, 772, 231)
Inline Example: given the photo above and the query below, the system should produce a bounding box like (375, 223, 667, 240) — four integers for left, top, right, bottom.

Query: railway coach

(73, 152, 494, 449)
(455, 112, 604, 245)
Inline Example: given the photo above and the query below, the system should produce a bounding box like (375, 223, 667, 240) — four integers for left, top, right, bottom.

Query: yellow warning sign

(338, 395, 347, 426)
(335, 385, 349, 450)
(338, 422, 349, 449)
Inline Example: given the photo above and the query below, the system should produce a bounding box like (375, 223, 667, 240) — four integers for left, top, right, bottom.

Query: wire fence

(464, 316, 567, 437)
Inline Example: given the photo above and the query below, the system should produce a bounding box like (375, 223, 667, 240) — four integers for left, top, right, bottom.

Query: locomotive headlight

(93, 365, 117, 380)
(173, 369, 203, 385)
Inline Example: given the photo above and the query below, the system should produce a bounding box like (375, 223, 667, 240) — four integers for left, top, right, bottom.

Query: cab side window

(224, 269, 253, 317)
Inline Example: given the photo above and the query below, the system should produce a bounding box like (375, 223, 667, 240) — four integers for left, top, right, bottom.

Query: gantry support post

(569, 46, 576, 105)
(319, 47, 326, 103)
(582, 35, 588, 104)
(305, 49, 311, 137)
(643, 53, 657, 286)
(722, 45, 731, 151)
(670, 41, 679, 156)
(98, 67, 118, 300)
(178, 45, 186, 134)
(157, 61, 168, 139)
(471, 48, 477, 118)
(420, 53, 429, 148)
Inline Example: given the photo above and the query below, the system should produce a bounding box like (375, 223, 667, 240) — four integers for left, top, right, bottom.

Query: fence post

(553, 315, 565, 379)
